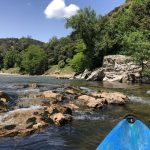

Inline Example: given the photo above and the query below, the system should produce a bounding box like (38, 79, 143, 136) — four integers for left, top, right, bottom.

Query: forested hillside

(0, 0, 150, 75)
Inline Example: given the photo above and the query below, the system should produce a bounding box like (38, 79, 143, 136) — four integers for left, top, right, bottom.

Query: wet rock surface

(0, 85, 129, 137)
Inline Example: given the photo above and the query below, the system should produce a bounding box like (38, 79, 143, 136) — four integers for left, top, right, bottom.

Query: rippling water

(0, 75, 150, 150)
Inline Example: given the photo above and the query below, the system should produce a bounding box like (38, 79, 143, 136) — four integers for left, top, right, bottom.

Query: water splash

(129, 95, 150, 105)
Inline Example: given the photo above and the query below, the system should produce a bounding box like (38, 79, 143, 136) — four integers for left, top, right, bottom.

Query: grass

(0, 67, 21, 74)
(45, 65, 75, 76)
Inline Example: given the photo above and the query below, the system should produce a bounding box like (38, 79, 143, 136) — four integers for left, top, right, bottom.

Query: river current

(0, 75, 149, 150)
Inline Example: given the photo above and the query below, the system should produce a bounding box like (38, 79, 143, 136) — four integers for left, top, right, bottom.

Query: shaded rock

(141, 76, 150, 84)
(81, 69, 91, 79)
(52, 113, 72, 126)
(0, 91, 11, 102)
(75, 74, 82, 79)
(4, 124, 16, 130)
(86, 68, 104, 81)
(0, 101, 8, 113)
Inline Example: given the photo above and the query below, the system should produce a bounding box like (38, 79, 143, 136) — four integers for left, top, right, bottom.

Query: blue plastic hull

(96, 117, 150, 150)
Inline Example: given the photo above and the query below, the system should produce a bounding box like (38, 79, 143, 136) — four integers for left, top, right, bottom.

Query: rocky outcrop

(0, 105, 72, 137)
(78, 91, 129, 108)
(75, 55, 149, 83)
(0, 86, 129, 137)
(103, 55, 142, 83)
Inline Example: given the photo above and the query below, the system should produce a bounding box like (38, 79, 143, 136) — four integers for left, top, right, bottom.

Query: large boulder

(77, 91, 129, 109)
(86, 68, 104, 81)
(78, 95, 106, 109)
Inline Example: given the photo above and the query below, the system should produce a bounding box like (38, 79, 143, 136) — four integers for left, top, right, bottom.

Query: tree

(122, 30, 150, 72)
(66, 8, 101, 69)
(21, 45, 48, 75)
(3, 51, 15, 69)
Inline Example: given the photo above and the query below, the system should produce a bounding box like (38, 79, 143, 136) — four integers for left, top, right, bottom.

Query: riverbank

(0, 65, 75, 79)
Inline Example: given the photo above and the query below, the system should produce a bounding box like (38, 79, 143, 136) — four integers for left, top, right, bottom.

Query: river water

(0, 75, 149, 150)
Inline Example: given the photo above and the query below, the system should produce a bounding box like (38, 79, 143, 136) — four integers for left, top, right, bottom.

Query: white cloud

(44, 0, 80, 19)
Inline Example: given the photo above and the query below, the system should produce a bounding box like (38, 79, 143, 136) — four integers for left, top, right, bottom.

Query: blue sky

(0, 0, 125, 42)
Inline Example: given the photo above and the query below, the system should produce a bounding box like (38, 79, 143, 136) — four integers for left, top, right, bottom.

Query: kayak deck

(96, 115, 150, 150)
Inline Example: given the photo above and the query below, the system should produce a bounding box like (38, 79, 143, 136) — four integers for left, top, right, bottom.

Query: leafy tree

(66, 8, 101, 69)
(3, 51, 16, 69)
(122, 30, 150, 72)
(21, 45, 48, 75)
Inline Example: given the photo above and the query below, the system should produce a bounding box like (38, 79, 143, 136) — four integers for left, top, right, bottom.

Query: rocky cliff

(75, 55, 150, 83)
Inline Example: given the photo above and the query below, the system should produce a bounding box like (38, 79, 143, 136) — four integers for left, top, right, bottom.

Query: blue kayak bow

(96, 115, 150, 150)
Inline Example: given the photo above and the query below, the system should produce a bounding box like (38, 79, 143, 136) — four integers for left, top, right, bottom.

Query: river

(0, 75, 149, 150)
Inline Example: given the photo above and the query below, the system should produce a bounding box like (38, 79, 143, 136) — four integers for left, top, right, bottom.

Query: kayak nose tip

(124, 114, 137, 124)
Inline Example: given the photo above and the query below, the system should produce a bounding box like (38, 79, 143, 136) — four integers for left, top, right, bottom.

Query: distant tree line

(0, 0, 150, 75)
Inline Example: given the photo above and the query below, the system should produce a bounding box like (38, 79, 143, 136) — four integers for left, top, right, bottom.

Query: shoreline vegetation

(0, 0, 149, 82)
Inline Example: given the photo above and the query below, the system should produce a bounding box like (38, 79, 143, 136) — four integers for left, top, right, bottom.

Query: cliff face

(76, 55, 150, 83)
(102, 55, 141, 83)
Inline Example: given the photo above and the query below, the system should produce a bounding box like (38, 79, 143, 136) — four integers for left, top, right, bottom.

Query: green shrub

(69, 52, 86, 73)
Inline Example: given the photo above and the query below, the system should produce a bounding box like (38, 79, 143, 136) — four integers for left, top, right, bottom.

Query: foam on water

(129, 95, 150, 105)
(74, 111, 110, 121)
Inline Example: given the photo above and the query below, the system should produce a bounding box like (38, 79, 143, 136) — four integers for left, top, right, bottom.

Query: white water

(129, 95, 150, 105)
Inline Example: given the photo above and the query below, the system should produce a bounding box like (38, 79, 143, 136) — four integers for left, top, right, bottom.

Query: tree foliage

(21, 45, 48, 75)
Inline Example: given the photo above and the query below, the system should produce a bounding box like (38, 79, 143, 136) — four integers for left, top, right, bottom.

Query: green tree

(21, 45, 48, 75)
(3, 51, 15, 69)
(66, 8, 101, 69)
(122, 30, 150, 72)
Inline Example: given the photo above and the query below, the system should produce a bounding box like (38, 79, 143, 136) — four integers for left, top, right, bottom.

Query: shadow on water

(0, 75, 149, 150)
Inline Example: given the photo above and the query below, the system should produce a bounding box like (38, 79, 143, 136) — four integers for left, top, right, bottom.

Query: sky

(0, 0, 125, 42)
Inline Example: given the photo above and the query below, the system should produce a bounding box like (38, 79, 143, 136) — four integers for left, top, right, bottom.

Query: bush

(21, 45, 48, 75)
(69, 52, 86, 73)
